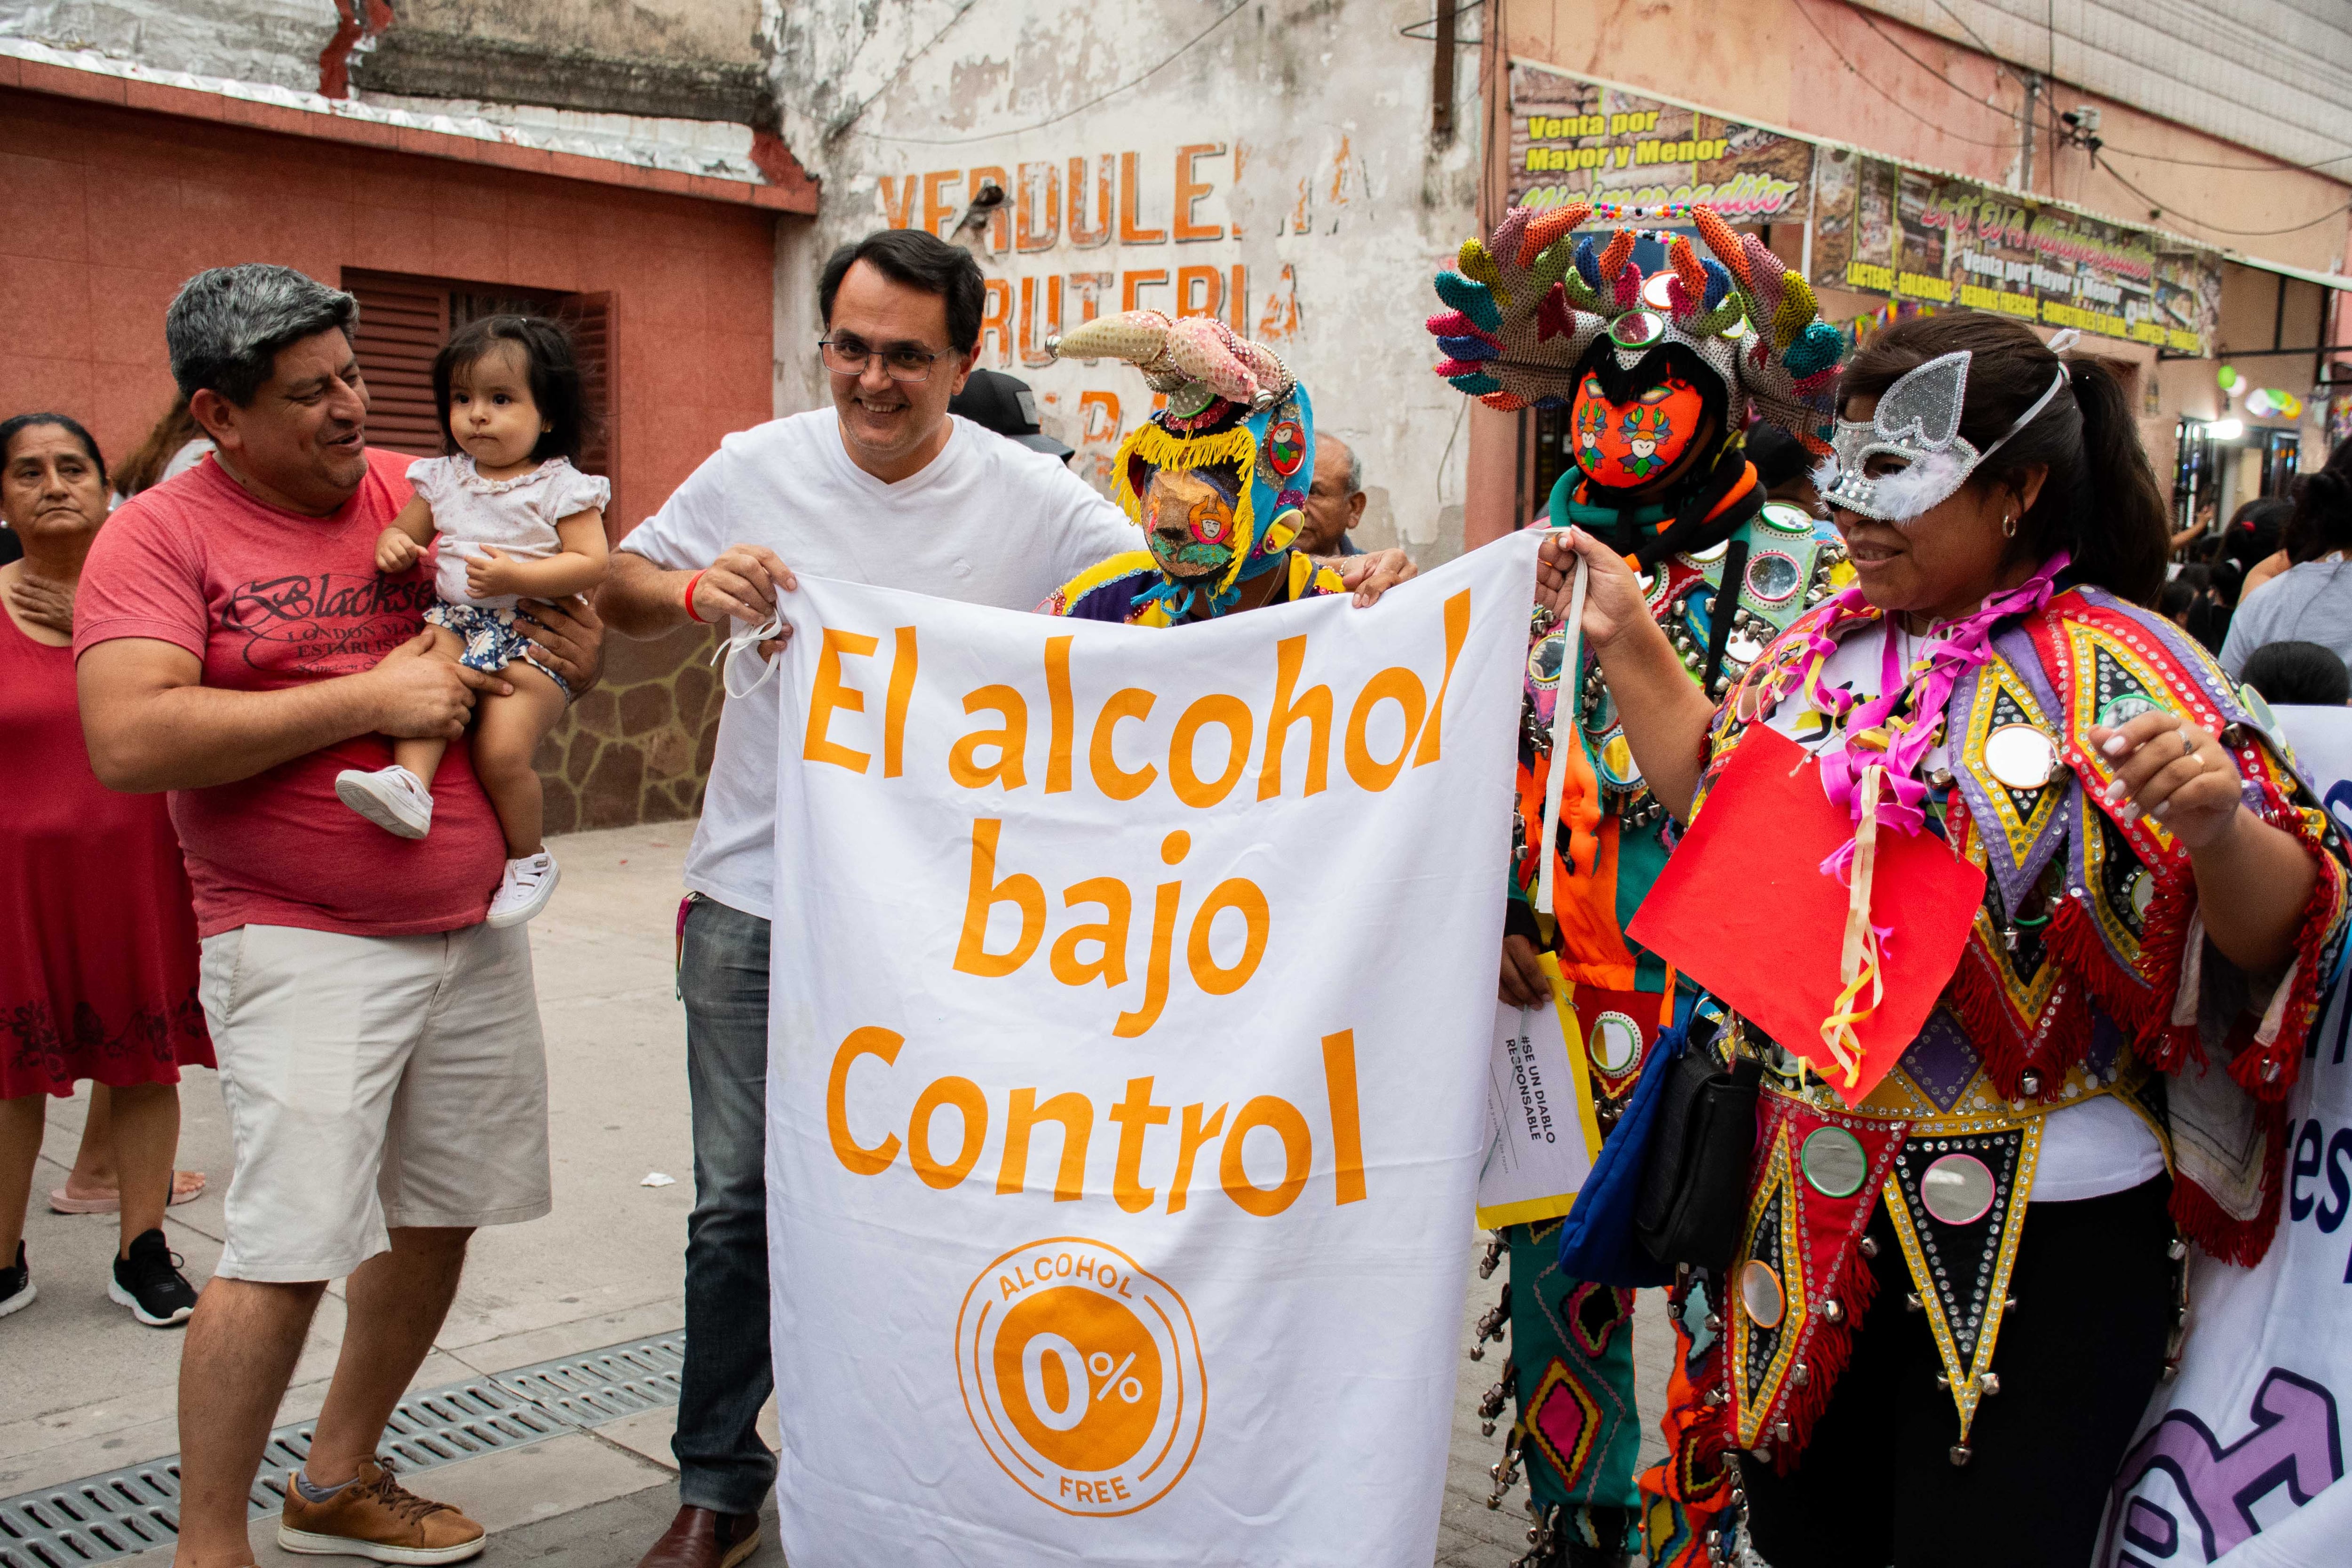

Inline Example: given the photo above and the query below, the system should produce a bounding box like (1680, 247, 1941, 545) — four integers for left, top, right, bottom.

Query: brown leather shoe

(277, 1455, 485, 1563)
(635, 1505, 761, 1568)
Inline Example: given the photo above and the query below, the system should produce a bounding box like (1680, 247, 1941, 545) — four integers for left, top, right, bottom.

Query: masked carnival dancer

(1036, 311, 1344, 623)
(1426, 201, 1850, 1566)
(1556, 311, 2348, 1568)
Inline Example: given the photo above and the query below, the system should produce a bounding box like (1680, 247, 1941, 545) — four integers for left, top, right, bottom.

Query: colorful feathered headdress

(1430, 201, 1844, 454)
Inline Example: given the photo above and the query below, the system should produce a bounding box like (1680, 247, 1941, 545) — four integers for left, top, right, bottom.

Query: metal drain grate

(491, 1333, 683, 1425)
(0, 1331, 684, 1568)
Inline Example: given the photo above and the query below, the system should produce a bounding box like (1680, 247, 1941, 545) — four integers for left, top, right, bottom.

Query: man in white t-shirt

(597, 228, 1413, 1568)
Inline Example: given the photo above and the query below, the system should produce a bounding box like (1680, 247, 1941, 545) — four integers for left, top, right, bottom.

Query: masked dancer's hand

(1498, 933, 1555, 1008)
(1545, 527, 1652, 649)
(2091, 712, 2243, 851)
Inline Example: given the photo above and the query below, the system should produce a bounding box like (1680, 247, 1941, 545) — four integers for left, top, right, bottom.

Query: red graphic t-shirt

(75, 450, 506, 938)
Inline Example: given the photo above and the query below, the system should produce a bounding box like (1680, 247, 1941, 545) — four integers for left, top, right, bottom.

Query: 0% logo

(1023, 1341, 1146, 1430)
(959, 1238, 1207, 1516)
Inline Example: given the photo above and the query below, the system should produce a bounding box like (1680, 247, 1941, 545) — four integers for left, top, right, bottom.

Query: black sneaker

(0, 1242, 32, 1320)
(110, 1229, 197, 1327)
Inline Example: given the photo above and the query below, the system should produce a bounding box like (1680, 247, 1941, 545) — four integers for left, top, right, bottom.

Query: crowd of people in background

(2161, 437, 2352, 708)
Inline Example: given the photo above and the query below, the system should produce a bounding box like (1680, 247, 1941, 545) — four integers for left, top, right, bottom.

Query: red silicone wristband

(682, 570, 709, 623)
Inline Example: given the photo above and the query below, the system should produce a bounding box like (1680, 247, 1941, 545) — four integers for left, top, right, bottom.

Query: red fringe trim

(1948, 947, 2025, 1092)
(1765, 1226, 1884, 1475)
(2042, 860, 2206, 1075)
(1947, 944, 2091, 1102)
(2230, 842, 2344, 1104)
(2170, 1100, 2288, 1266)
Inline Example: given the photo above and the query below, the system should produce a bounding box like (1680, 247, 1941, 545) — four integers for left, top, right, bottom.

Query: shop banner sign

(2101, 705, 2352, 1566)
(1809, 146, 2223, 355)
(1507, 61, 1814, 223)
(763, 540, 1534, 1565)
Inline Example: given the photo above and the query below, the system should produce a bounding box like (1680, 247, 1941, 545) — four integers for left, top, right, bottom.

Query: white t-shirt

(1761, 620, 2168, 1203)
(622, 411, 1141, 919)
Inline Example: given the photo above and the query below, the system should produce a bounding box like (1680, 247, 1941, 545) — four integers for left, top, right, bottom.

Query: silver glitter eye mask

(1822, 329, 2078, 523)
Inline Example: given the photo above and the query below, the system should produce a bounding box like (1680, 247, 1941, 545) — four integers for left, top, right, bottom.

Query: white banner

(2102, 706, 2352, 1567)
(764, 537, 1536, 1565)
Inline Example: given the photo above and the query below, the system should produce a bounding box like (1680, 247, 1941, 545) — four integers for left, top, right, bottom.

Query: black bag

(1632, 1016, 1762, 1271)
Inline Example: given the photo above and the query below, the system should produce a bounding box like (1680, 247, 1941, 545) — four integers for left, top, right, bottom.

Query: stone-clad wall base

(535, 621, 722, 834)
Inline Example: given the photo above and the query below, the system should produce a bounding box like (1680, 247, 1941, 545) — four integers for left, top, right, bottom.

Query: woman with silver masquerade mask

(1545, 312, 2349, 1568)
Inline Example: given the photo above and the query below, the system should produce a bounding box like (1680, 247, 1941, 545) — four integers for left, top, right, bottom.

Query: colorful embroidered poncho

(1690, 582, 2350, 1470)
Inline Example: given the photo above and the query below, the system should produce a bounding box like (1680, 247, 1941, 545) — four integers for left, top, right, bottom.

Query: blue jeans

(672, 895, 776, 1514)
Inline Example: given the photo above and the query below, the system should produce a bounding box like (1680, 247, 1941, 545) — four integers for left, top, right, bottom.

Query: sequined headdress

(1048, 312, 1311, 618)
(1428, 201, 1845, 460)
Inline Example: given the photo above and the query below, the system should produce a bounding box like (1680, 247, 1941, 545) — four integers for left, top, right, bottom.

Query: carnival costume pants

(1740, 1177, 2172, 1568)
(1637, 1273, 1734, 1568)
(1508, 1223, 1644, 1555)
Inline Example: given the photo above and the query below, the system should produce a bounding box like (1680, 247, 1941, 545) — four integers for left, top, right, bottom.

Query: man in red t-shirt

(76, 265, 604, 1568)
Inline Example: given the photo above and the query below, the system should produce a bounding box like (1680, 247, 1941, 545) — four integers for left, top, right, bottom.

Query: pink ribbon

(1806, 553, 2070, 842)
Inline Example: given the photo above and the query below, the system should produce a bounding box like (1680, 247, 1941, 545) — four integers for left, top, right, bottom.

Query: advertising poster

(1506, 62, 1814, 223)
(1808, 144, 2224, 355)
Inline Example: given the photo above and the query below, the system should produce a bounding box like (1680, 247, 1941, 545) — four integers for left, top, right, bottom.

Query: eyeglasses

(818, 335, 946, 383)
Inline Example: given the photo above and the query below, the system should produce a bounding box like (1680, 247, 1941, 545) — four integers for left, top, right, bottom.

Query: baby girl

(337, 314, 609, 926)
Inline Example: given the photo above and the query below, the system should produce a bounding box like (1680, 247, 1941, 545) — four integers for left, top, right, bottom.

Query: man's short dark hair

(167, 264, 358, 406)
(819, 230, 985, 356)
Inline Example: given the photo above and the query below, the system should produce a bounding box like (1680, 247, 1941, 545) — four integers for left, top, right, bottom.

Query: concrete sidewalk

(1, 821, 1667, 1567)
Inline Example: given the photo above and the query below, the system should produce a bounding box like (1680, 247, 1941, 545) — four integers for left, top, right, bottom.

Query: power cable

(854, 0, 1254, 145)
(1855, 11, 2007, 111)
(1899, 3, 2352, 181)
(821, 0, 985, 144)
(2090, 151, 2352, 238)
(1790, 0, 2018, 151)
(2098, 142, 2352, 174)
(1926, 0, 2017, 86)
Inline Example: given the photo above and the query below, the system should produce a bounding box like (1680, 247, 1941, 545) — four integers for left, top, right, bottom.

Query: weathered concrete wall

(0, 0, 336, 91)
(355, 0, 772, 126)
(1853, 0, 2352, 175)
(393, 0, 762, 66)
(765, 0, 1484, 566)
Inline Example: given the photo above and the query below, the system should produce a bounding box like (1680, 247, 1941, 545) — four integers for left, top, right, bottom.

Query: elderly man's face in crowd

(826, 259, 973, 476)
(196, 327, 369, 515)
(1295, 436, 1365, 556)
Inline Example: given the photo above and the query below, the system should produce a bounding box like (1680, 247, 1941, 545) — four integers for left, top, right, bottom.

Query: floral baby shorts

(424, 601, 572, 698)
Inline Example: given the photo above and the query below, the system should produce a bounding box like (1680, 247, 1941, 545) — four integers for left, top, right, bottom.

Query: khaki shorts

(198, 922, 552, 1282)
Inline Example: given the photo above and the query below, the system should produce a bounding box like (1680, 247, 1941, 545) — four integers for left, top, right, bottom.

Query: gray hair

(167, 265, 358, 406)
(1321, 433, 1364, 497)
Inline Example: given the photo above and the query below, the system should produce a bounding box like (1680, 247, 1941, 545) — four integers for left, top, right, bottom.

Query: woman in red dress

(0, 413, 212, 1326)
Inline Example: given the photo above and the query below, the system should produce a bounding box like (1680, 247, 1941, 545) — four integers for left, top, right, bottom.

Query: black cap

(950, 368, 1075, 462)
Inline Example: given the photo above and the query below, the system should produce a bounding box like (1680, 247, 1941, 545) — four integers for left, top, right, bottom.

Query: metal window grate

(0, 1331, 684, 1568)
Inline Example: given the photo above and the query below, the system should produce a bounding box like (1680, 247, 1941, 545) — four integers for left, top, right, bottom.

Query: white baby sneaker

(486, 851, 560, 928)
(335, 765, 433, 839)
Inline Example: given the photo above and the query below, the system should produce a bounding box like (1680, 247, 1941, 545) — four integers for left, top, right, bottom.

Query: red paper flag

(1628, 725, 1986, 1105)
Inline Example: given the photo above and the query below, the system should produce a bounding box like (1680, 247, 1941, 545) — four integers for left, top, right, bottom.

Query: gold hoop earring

(2002, 514, 2018, 539)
